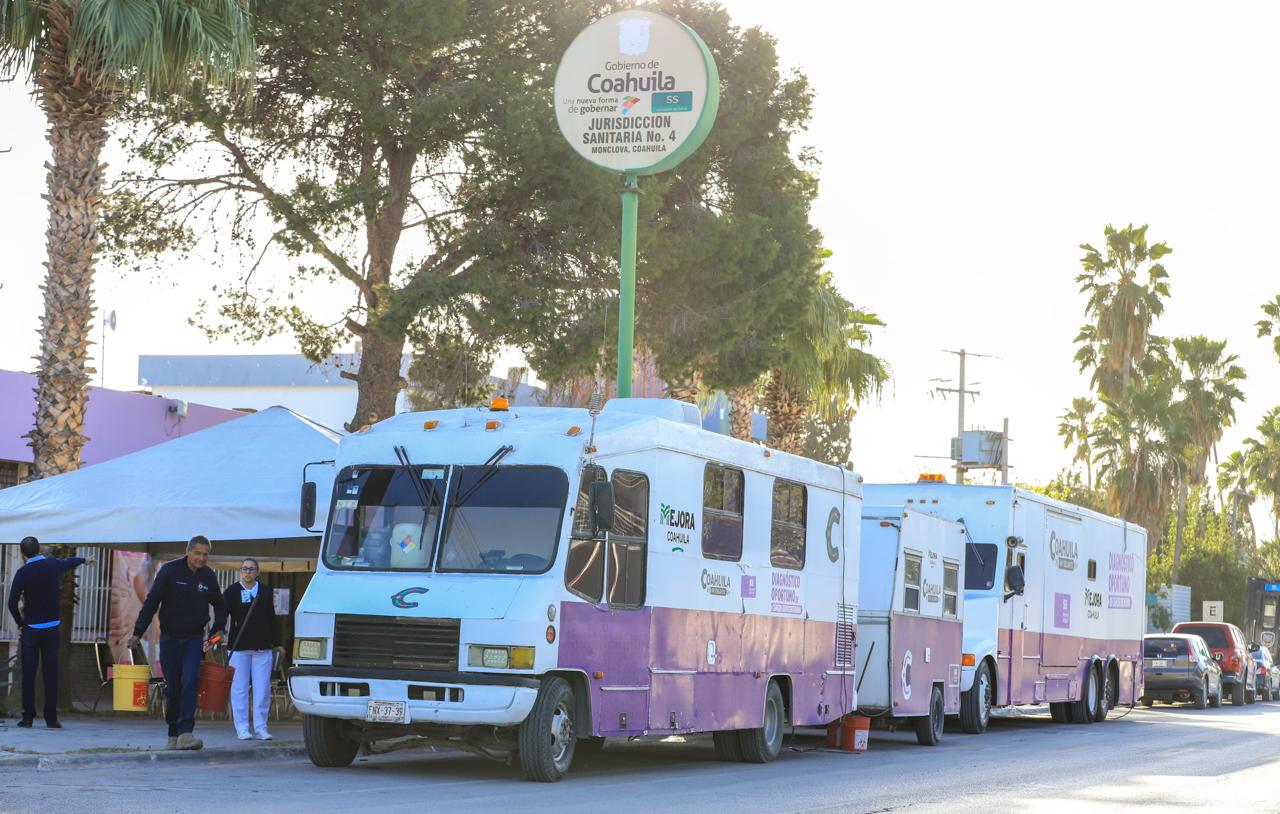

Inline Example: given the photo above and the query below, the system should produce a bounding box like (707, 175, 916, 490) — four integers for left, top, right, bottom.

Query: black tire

(1050, 701, 1071, 722)
(915, 686, 945, 746)
(1193, 679, 1208, 710)
(960, 661, 993, 734)
(1246, 685, 1257, 704)
(518, 677, 577, 782)
(737, 681, 786, 763)
(1231, 680, 1246, 706)
(1209, 681, 1222, 708)
(303, 714, 359, 768)
(1095, 665, 1114, 722)
(712, 730, 743, 762)
(1071, 667, 1097, 724)
(1140, 697, 1154, 707)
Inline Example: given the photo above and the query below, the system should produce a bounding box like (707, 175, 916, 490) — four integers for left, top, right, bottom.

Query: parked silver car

(1141, 633, 1223, 709)
(1250, 644, 1280, 701)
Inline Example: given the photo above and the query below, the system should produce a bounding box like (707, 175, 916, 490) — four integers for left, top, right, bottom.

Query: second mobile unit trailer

(863, 482, 1147, 731)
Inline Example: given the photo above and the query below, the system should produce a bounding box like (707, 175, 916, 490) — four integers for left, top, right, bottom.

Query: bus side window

(943, 559, 959, 616)
(607, 470, 649, 608)
(702, 463, 744, 562)
(903, 552, 922, 612)
(565, 466, 607, 603)
(770, 479, 806, 570)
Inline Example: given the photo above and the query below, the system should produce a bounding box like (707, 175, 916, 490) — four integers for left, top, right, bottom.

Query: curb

(0, 742, 305, 770)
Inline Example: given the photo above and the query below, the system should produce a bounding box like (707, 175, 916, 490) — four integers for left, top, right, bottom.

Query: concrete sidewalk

(0, 714, 304, 769)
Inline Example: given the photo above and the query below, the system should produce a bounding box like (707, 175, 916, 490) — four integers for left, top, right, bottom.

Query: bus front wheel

(519, 677, 577, 782)
(303, 714, 359, 768)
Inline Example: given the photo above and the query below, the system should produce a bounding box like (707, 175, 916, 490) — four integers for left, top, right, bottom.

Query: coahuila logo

(923, 580, 942, 605)
(1049, 530, 1078, 571)
(701, 569, 731, 597)
(618, 95, 641, 115)
(662, 502, 696, 552)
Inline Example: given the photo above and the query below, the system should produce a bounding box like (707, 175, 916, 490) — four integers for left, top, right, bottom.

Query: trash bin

(197, 661, 235, 712)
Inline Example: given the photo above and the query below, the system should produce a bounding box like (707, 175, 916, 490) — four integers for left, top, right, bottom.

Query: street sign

(553, 9, 719, 397)
(1203, 600, 1224, 621)
(554, 10, 719, 176)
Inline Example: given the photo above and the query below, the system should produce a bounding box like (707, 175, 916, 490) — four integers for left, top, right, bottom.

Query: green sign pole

(553, 10, 719, 401)
(616, 173, 640, 397)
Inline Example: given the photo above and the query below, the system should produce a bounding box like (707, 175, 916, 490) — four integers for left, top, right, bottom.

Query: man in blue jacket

(127, 535, 227, 751)
(5, 536, 88, 728)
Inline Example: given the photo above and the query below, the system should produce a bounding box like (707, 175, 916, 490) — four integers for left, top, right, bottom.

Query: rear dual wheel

(716, 681, 786, 763)
(914, 686, 945, 746)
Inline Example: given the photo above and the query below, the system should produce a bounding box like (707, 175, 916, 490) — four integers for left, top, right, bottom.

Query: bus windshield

(324, 466, 447, 571)
(438, 466, 568, 574)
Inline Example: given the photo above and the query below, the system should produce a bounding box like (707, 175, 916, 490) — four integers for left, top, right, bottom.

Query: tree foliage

(103, 0, 825, 429)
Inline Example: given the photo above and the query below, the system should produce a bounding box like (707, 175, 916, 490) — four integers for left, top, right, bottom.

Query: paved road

(5, 702, 1280, 813)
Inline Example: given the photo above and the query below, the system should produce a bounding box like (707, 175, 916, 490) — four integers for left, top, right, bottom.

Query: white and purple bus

(863, 482, 1147, 732)
(289, 398, 862, 781)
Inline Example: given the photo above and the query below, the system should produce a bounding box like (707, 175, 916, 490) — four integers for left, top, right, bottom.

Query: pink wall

(0, 369, 244, 466)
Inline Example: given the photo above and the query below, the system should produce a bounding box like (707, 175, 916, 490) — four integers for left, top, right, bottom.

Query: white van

(856, 506, 967, 745)
(862, 482, 1146, 732)
(291, 399, 863, 781)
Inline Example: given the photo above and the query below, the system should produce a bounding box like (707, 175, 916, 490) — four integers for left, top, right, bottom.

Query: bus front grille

(332, 614, 461, 671)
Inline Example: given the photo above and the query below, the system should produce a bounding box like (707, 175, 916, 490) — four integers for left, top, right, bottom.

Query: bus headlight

(468, 645, 535, 670)
(294, 638, 328, 661)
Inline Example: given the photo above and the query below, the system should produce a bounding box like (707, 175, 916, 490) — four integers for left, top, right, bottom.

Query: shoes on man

(45, 720, 62, 729)
(253, 731, 273, 740)
(17, 719, 33, 728)
(166, 736, 178, 750)
(237, 731, 252, 740)
(175, 732, 203, 751)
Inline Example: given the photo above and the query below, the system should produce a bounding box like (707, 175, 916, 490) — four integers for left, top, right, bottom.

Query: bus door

(560, 467, 651, 736)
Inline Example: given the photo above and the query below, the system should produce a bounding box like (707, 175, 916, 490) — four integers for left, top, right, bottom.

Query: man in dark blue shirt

(5, 536, 87, 728)
(127, 535, 227, 751)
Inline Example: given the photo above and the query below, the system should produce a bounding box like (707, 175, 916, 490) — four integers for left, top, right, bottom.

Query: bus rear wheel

(737, 681, 785, 763)
(303, 714, 359, 768)
(518, 677, 577, 782)
(915, 686, 944, 746)
(1071, 667, 1097, 724)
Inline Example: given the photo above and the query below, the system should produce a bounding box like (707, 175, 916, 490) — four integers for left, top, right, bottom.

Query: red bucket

(196, 661, 235, 712)
(825, 714, 870, 752)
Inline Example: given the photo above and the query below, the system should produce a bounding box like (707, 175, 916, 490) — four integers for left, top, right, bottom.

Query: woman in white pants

(223, 558, 281, 740)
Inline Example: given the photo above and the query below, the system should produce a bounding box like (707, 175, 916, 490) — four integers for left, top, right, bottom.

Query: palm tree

(1073, 224, 1172, 402)
(1, 0, 254, 479)
(1256, 294, 1280, 363)
(1092, 374, 1184, 541)
(760, 278, 888, 455)
(1246, 408, 1280, 542)
(1168, 336, 1246, 581)
(1058, 397, 1098, 489)
(1217, 450, 1256, 542)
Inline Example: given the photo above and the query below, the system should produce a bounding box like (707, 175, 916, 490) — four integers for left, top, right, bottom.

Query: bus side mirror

(1003, 564, 1025, 602)
(300, 481, 317, 530)
(590, 481, 615, 533)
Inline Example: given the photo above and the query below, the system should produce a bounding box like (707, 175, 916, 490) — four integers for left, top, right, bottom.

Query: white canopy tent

(0, 406, 339, 545)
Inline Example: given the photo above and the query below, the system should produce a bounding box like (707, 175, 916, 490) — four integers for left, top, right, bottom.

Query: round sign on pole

(554, 10, 719, 176)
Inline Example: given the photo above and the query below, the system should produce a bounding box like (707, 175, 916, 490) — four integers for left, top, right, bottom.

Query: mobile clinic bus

(290, 398, 862, 781)
(863, 481, 1146, 732)
(856, 507, 968, 745)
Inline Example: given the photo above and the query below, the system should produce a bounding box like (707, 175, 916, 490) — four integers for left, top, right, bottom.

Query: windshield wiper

(394, 444, 438, 515)
(454, 445, 514, 507)
(957, 517, 985, 566)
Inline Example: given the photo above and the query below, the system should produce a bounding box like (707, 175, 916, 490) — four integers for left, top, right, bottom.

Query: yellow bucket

(112, 664, 152, 712)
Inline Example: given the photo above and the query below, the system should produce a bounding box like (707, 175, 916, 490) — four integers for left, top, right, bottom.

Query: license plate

(366, 700, 408, 724)
(1150, 659, 1169, 668)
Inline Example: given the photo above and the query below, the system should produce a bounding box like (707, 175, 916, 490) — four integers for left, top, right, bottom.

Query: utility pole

(932, 349, 995, 484)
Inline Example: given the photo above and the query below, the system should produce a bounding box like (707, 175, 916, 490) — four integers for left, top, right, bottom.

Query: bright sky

(1, 1, 1277, 500)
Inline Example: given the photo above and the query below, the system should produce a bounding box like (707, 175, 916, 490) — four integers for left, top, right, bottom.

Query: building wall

(0, 369, 243, 466)
(151, 385, 402, 433)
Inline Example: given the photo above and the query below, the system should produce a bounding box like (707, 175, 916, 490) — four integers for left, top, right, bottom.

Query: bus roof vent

(603, 398, 702, 428)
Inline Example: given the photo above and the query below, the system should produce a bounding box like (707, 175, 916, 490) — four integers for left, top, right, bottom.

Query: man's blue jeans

(159, 634, 203, 736)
